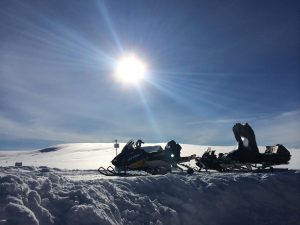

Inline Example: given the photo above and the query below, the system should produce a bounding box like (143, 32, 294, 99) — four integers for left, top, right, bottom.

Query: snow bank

(0, 167, 299, 225)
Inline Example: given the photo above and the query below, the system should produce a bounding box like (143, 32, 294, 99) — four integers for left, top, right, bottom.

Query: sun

(115, 54, 147, 84)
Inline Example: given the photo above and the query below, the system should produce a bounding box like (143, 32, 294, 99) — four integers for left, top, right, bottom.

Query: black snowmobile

(98, 140, 196, 176)
(196, 123, 291, 172)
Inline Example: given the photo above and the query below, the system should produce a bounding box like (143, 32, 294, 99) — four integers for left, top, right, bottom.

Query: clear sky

(0, 0, 299, 149)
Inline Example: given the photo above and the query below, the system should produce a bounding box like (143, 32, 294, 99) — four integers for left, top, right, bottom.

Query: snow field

(0, 143, 300, 225)
(1, 143, 299, 170)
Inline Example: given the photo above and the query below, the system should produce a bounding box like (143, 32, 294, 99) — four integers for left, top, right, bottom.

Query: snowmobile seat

(143, 146, 163, 153)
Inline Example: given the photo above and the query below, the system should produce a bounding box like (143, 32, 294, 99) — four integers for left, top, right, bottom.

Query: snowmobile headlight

(171, 154, 174, 158)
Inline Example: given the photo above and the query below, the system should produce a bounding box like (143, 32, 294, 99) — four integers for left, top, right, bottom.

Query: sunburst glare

(115, 54, 147, 84)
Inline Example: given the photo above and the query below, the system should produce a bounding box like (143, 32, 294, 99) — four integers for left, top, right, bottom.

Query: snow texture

(0, 167, 300, 225)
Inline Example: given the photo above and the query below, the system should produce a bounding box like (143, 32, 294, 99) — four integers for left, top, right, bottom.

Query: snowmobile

(196, 123, 291, 172)
(98, 139, 196, 176)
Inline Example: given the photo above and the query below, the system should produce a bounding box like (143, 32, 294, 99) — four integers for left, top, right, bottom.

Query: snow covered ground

(0, 143, 300, 225)
(1, 143, 299, 170)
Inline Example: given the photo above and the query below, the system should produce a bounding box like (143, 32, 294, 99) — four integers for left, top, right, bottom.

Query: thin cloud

(184, 117, 255, 126)
(0, 115, 96, 142)
(183, 109, 300, 147)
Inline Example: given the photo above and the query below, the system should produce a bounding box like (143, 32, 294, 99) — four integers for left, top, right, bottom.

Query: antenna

(114, 139, 119, 156)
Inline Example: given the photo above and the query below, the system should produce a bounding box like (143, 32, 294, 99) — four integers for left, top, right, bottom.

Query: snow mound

(0, 167, 299, 225)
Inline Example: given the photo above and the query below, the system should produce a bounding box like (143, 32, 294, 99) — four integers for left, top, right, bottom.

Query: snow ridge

(0, 167, 299, 225)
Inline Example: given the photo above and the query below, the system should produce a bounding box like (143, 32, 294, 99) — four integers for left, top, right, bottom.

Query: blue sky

(0, 0, 299, 149)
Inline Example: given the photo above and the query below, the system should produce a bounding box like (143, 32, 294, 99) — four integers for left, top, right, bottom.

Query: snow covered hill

(0, 143, 300, 225)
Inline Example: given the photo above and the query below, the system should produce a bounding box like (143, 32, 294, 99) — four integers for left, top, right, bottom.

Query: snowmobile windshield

(122, 140, 135, 153)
